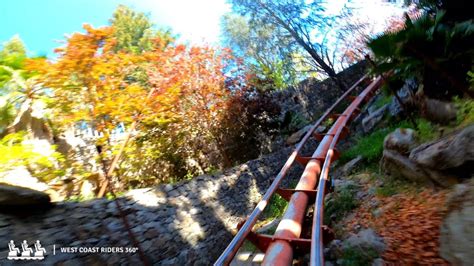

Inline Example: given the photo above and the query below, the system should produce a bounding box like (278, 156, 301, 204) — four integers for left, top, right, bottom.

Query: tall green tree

(221, 13, 302, 90)
(110, 5, 174, 54)
(0, 36, 44, 133)
(229, 0, 348, 90)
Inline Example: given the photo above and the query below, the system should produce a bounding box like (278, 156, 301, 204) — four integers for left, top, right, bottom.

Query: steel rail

(263, 76, 382, 265)
(310, 76, 383, 266)
(215, 74, 369, 266)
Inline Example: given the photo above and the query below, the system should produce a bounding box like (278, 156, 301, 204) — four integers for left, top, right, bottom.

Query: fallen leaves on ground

(345, 188, 450, 265)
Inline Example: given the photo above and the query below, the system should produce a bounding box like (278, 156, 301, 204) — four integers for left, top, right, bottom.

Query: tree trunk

(257, 1, 345, 91)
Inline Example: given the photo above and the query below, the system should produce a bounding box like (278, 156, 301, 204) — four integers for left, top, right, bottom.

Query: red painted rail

(309, 76, 383, 266)
(215, 74, 383, 265)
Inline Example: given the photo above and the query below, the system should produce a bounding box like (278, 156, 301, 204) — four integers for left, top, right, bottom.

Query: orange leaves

(346, 189, 450, 265)
(24, 24, 149, 129)
(28, 20, 241, 136)
(146, 44, 231, 117)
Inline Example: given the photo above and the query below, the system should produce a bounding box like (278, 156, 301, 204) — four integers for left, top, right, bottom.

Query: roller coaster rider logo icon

(7, 240, 46, 260)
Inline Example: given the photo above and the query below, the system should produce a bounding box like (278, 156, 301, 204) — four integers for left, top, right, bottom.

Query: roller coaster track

(215, 74, 384, 266)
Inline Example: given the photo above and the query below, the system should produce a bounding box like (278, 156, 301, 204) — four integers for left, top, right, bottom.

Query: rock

(381, 126, 461, 188)
(382, 149, 428, 184)
(0, 216, 10, 227)
(410, 125, 474, 170)
(372, 258, 384, 266)
(367, 94, 384, 115)
(343, 229, 386, 253)
(381, 150, 457, 187)
(372, 208, 383, 218)
(286, 124, 325, 145)
(164, 184, 173, 192)
(388, 78, 417, 117)
(0, 167, 49, 192)
(341, 156, 363, 175)
(356, 191, 367, 200)
(80, 179, 95, 199)
(440, 179, 474, 265)
(5, 99, 53, 142)
(0, 183, 51, 208)
(384, 128, 417, 155)
(326, 239, 343, 261)
(55, 129, 102, 175)
(362, 105, 387, 133)
(422, 98, 457, 124)
(333, 179, 358, 192)
(125, 188, 165, 207)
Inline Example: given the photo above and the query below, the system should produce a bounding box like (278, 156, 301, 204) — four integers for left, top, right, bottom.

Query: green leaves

(110, 5, 174, 54)
(0, 132, 64, 181)
(0, 36, 26, 70)
(367, 8, 474, 98)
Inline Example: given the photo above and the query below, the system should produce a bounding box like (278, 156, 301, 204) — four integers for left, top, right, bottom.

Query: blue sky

(0, 0, 404, 58)
(0, 0, 230, 57)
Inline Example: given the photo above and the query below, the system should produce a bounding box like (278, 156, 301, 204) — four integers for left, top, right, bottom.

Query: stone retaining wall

(272, 61, 367, 122)
(0, 146, 309, 265)
(0, 63, 367, 265)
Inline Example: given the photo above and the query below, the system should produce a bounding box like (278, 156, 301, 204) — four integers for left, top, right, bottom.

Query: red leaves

(346, 189, 450, 265)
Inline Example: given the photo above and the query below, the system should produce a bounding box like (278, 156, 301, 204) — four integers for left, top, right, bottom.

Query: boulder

(372, 258, 385, 266)
(286, 125, 325, 145)
(440, 179, 474, 265)
(333, 179, 359, 193)
(422, 98, 457, 124)
(384, 128, 417, 155)
(0, 183, 51, 208)
(410, 125, 474, 170)
(362, 105, 387, 133)
(382, 150, 433, 185)
(4, 99, 53, 142)
(341, 156, 363, 176)
(381, 150, 457, 188)
(342, 229, 386, 253)
(388, 78, 418, 117)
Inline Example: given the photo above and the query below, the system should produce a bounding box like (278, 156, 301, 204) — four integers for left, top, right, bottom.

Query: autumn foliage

(22, 21, 267, 187)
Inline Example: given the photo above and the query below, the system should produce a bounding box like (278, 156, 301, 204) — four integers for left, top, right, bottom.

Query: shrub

(454, 96, 474, 127)
(263, 194, 288, 219)
(339, 129, 389, 164)
(368, 10, 474, 99)
(372, 93, 392, 109)
(324, 185, 358, 224)
(340, 246, 379, 266)
(416, 118, 436, 142)
(0, 132, 64, 181)
(219, 89, 281, 163)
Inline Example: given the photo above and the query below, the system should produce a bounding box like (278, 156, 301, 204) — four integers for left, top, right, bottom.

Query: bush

(368, 10, 474, 99)
(0, 132, 64, 181)
(454, 97, 474, 127)
(324, 185, 358, 224)
(340, 246, 379, 266)
(280, 111, 309, 135)
(372, 93, 393, 109)
(219, 89, 281, 163)
(339, 129, 390, 164)
(263, 194, 288, 219)
(416, 118, 436, 142)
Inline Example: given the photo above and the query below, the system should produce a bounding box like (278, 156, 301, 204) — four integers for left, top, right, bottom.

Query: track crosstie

(215, 74, 385, 266)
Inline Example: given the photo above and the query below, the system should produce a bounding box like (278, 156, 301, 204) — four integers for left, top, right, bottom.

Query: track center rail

(215, 74, 384, 265)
